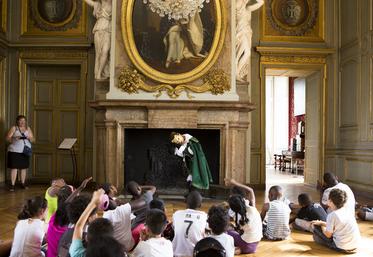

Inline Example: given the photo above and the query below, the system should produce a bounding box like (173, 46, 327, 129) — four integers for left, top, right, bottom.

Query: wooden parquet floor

(0, 180, 373, 257)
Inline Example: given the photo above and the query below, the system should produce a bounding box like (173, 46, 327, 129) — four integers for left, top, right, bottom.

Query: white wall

(265, 76, 289, 164)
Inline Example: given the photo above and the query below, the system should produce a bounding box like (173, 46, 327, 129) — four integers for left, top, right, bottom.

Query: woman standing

(6, 115, 34, 191)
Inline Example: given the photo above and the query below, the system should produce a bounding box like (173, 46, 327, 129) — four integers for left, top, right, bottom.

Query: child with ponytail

(10, 196, 47, 257)
(227, 194, 262, 254)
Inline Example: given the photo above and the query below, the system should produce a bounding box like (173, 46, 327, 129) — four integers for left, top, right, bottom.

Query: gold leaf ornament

(117, 67, 230, 98)
(203, 69, 230, 95)
(118, 68, 142, 94)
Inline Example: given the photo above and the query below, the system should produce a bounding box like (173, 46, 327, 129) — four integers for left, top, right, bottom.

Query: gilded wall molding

(260, 55, 326, 64)
(19, 50, 88, 59)
(117, 67, 230, 99)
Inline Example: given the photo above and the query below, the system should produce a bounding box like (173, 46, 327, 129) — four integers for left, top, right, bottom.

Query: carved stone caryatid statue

(236, 0, 264, 82)
(85, 0, 112, 80)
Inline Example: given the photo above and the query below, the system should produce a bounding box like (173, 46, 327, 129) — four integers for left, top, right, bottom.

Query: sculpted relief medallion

(30, 0, 82, 31)
(266, 0, 317, 36)
(281, 0, 303, 26)
(38, 0, 73, 23)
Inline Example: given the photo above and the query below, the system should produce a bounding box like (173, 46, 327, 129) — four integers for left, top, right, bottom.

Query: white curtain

(265, 76, 289, 165)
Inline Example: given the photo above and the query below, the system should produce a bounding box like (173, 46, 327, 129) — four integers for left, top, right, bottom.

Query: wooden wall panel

(340, 0, 358, 46)
(59, 111, 78, 142)
(345, 158, 373, 187)
(340, 60, 358, 127)
(34, 110, 53, 144)
(59, 80, 79, 105)
(34, 80, 53, 105)
(32, 153, 53, 179)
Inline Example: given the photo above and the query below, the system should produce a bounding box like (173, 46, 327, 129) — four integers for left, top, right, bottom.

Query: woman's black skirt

(7, 152, 30, 169)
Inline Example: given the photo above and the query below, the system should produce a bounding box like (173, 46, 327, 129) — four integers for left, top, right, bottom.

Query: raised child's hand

(91, 189, 105, 206)
(78, 177, 93, 190)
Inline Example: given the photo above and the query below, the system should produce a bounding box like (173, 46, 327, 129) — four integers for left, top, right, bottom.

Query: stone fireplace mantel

(90, 99, 256, 190)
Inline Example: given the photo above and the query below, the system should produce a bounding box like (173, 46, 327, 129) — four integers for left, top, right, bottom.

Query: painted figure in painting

(132, 0, 215, 74)
(236, 0, 263, 82)
(163, 13, 206, 68)
(170, 132, 213, 192)
(84, 0, 112, 80)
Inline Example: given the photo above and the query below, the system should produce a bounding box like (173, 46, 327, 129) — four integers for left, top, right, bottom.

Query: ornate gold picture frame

(121, 0, 227, 85)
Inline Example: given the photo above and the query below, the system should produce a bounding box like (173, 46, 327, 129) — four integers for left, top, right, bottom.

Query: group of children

(6, 172, 369, 257)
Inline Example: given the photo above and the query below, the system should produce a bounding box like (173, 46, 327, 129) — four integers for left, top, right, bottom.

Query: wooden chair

(273, 154, 283, 170)
(281, 150, 292, 171)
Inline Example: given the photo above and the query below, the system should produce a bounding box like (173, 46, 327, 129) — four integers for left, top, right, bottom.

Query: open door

(304, 71, 321, 185)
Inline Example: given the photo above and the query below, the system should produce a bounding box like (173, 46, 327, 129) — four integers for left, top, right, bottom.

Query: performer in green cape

(170, 132, 213, 191)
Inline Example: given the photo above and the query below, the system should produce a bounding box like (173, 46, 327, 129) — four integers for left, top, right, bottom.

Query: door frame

(18, 50, 88, 182)
(257, 47, 332, 186)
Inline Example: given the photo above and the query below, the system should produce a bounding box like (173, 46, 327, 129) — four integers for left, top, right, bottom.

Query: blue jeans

(313, 226, 355, 254)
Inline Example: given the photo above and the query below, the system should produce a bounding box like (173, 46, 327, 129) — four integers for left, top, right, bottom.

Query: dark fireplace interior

(124, 129, 220, 193)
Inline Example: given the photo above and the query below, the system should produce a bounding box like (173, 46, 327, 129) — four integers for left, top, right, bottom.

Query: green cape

(185, 137, 213, 189)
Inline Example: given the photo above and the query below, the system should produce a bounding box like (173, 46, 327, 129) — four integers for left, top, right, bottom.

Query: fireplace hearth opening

(124, 129, 220, 194)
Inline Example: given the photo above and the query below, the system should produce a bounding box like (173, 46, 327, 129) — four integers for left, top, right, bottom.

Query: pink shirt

(47, 214, 68, 257)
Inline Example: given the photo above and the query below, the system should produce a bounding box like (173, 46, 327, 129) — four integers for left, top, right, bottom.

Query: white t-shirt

(241, 206, 263, 243)
(264, 200, 291, 240)
(132, 237, 173, 257)
(326, 207, 361, 250)
(103, 203, 134, 251)
(10, 219, 45, 257)
(209, 233, 235, 257)
(322, 183, 356, 217)
(172, 209, 207, 257)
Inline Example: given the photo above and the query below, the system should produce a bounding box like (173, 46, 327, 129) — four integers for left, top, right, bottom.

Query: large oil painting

(122, 0, 226, 85)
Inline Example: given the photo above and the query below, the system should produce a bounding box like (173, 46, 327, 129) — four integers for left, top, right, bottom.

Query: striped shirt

(264, 200, 291, 240)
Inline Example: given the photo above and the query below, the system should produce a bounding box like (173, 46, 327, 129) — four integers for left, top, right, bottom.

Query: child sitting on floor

(293, 193, 327, 232)
(48, 177, 92, 257)
(149, 199, 174, 241)
(47, 185, 72, 257)
(69, 189, 126, 257)
(311, 188, 361, 253)
(225, 178, 256, 207)
(126, 181, 156, 246)
(207, 206, 235, 257)
(10, 196, 47, 257)
(357, 206, 373, 221)
(132, 209, 173, 257)
(227, 194, 262, 254)
(45, 178, 66, 223)
(57, 194, 97, 257)
(260, 185, 291, 240)
(172, 191, 207, 257)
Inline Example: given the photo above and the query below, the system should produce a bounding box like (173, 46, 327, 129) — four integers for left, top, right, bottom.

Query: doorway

(27, 65, 84, 183)
(262, 68, 324, 187)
